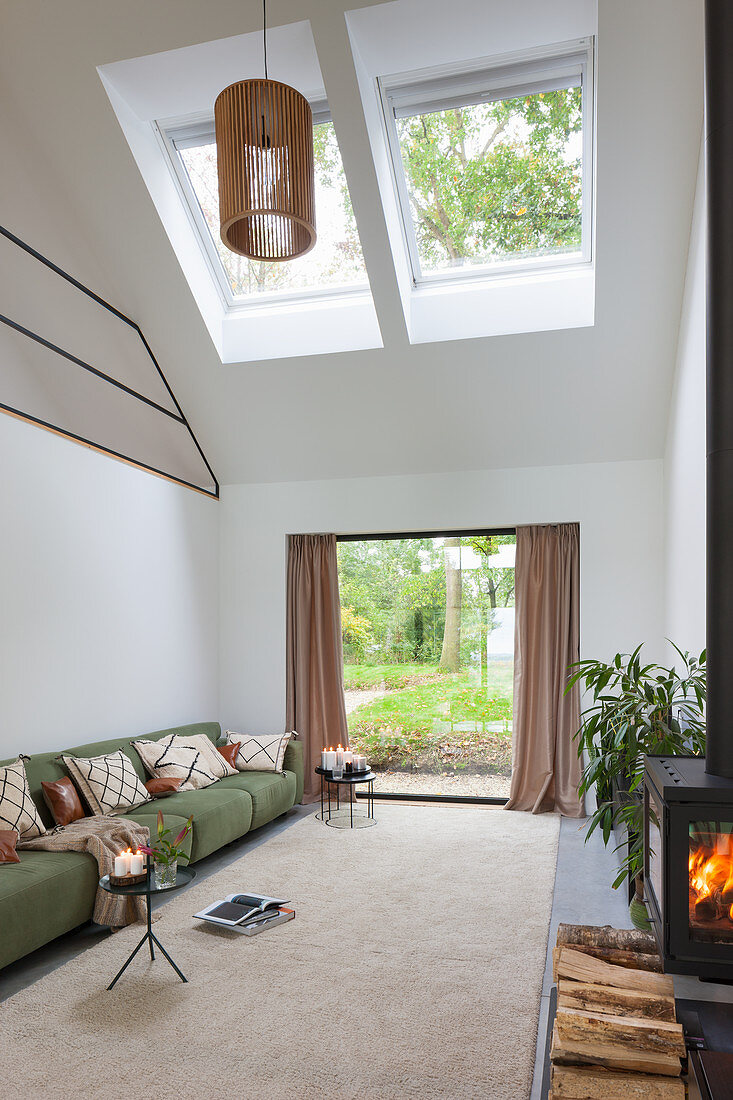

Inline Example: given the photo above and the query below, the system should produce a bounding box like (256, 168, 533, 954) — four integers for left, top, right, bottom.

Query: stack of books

(193, 892, 294, 936)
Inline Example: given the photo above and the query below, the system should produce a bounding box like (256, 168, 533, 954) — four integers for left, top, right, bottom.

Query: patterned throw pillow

(131, 734, 219, 791)
(60, 751, 151, 816)
(177, 734, 237, 780)
(223, 731, 291, 773)
(0, 757, 46, 838)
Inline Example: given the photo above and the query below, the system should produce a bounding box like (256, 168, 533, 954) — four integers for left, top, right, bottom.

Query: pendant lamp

(214, 1, 316, 261)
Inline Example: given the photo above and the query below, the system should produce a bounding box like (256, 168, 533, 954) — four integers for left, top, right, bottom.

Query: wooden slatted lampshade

(214, 78, 316, 261)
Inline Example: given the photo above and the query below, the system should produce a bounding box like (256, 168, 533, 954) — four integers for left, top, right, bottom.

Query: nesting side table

(315, 766, 377, 829)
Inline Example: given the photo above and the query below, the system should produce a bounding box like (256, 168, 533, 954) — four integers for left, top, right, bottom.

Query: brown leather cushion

(145, 776, 183, 797)
(0, 829, 21, 863)
(217, 742, 241, 769)
(41, 776, 86, 827)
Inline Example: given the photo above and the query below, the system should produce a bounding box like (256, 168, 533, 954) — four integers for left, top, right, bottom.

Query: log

(560, 944, 663, 973)
(550, 1028, 681, 1077)
(555, 1007, 686, 1057)
(555, 948, 675, 997)
(557, 980, 676, 1023)
(557, 924, 658, 954)
(550, 1065, 685, 1099)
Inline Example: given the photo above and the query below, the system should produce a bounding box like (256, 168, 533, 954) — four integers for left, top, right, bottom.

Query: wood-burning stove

(644, 756, 733, 982)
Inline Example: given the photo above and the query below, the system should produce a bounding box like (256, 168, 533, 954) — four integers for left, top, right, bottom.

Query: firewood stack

(548, 924, 685, 1099)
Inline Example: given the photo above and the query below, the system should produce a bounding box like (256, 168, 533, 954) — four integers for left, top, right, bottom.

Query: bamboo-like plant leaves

(570, 643, 705, 891)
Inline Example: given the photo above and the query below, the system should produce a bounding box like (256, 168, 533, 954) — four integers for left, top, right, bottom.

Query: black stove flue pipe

(706, 0, 733, 777)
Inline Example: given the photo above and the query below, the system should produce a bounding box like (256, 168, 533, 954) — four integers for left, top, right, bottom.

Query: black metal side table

(315, 766, 377, 829)
(99, 865, 196, 989)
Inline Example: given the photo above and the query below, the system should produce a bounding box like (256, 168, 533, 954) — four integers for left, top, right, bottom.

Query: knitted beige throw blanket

(18, 815, 150, 927)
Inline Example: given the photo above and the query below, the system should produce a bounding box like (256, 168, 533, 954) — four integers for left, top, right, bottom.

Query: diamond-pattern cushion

(223, 731, 291, 773)
(61, 751, 151, 816)
(177, 734, 236, 780)
(131, 734, 219, 791)
(0, 758, 46, 838)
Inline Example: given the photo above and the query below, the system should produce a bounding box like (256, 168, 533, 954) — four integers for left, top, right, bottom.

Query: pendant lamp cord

(263, 0, 268, 79)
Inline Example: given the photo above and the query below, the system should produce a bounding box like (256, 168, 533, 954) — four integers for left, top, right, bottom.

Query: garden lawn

(346, 662, 513, 773)
(343, 663, 445, 690)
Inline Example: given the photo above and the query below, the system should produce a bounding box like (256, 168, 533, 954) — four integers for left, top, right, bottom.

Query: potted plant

(569, 644, 705, 928)
(140, 811, 193, 889)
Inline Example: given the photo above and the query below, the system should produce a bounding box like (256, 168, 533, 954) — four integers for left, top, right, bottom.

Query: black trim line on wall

(0, 224, 219, 499)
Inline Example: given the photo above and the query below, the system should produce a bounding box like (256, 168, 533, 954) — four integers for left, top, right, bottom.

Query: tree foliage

(396, 87, 583, 271)
(338, 536, 515, 668)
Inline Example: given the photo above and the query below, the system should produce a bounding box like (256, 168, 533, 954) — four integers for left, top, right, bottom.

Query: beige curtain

(505, 523, 584, 817)
(286, 534, 349, 803)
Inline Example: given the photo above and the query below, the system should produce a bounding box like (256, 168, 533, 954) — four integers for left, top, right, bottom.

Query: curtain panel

(286, 534, 349, 803)
(505, 523, 584, 817)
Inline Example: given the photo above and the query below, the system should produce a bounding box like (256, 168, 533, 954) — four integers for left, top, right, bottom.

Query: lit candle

(114, 850, 130, 877)
(336, 745, 344, 766)
(343, 749, 354, 766)
(129, 850, 144, 875)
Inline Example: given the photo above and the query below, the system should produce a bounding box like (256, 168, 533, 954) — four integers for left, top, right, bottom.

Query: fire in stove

(689, 828, 733, 937)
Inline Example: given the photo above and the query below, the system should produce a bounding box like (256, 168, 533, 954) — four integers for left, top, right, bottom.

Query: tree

(396, 87, 583, 272)
(439, 537, 462, 671)
(468, 535, 516, 691)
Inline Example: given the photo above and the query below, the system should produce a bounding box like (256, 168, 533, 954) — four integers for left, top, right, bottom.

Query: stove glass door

(689, 819, 733, 945)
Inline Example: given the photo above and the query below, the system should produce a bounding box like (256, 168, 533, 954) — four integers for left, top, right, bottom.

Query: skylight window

(379, 41, 593, 285)
(162, 116, 368, 304)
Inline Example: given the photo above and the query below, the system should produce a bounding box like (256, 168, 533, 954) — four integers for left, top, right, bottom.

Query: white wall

(219, 460, 664, 732)
(664, 146, 706, 656)
(0, 414, 219, 759)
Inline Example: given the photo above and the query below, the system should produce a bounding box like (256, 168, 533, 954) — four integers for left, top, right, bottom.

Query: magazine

(226, 907, 295, 936)
(193, 891, 289, 928)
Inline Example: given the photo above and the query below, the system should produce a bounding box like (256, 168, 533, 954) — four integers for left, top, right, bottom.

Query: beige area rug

(1, 805, 559, 1100)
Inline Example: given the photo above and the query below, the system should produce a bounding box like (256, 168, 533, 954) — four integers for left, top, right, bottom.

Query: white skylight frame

(377, 38, 595, 289)
(155, 101, 370, 312)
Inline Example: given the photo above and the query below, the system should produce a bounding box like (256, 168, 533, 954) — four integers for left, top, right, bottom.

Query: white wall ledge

(407, 264, 595, 344)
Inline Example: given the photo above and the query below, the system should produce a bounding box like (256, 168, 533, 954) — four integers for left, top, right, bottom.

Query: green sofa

(0, 722, 303, 972)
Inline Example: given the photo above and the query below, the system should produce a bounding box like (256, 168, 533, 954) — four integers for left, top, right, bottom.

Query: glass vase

(154, 859, 177, 889)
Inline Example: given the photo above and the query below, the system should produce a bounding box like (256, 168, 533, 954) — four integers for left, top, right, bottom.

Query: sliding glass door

(337, 531, 516, 800)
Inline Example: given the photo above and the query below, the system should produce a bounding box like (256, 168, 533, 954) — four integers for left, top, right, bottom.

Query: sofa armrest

(284, 738, 304, 804)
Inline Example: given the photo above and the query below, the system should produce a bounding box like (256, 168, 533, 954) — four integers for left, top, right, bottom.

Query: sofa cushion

(41, 777, 86, 826)
(223, 731, 291, 773)
(0, 758, 46, 838)
(131, 734, 220, 791)
(135, 787, 253, 863)
(212, 770, 297, 831)
(60, 752, 151, 816)
(144, 777, 183, 797)
(178, 734, 236, 780)
(0, 830, 20, 863)
(0, 849, 98, 972)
